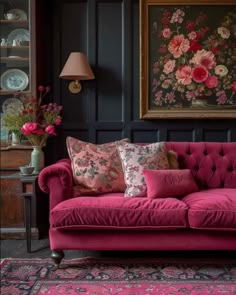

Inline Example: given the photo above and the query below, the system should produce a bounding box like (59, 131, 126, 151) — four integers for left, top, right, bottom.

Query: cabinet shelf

(0, 90, 31, 95)
(0, 57, 29, 61)
(0, 20, 28, 24)
(0, 46, 29, 49)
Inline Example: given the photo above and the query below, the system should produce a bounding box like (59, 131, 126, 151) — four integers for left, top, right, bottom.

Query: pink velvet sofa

(38, 142, 236, 267)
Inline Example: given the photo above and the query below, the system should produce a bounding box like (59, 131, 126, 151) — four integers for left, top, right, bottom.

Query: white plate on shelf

(2, 97, 23, 115)
(8, 28, 30, 44)
(7, 9, 27, 20)
(1, 69, 29, 91)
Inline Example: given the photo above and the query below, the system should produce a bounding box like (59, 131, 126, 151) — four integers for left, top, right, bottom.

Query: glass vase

(11, 132, 21, 145)
(31, 146, 44, 174)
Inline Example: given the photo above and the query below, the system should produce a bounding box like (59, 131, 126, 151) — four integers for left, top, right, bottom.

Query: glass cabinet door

(0, 0, 34, 96)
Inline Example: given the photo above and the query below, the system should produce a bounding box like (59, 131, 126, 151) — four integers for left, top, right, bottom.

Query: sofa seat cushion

(182, 189, 236, 231)
(50, 194, 188, 230)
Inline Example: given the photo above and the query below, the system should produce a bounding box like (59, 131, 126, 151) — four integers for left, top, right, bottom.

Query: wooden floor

(1, 239, 235, 260)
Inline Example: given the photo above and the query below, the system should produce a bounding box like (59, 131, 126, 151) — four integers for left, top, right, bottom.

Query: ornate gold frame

(140, 0, 236, 119)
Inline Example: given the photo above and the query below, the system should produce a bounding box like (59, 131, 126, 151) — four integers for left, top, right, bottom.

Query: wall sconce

(59, 52, 95, 94)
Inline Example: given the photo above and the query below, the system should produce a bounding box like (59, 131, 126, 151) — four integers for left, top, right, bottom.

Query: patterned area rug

(1, 257, 236, 294)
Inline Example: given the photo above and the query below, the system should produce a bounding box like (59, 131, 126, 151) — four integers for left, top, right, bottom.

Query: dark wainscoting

(47, 0, 236, 163)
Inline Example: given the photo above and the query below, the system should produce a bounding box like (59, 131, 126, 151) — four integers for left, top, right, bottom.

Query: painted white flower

(217, 27, 230, 39)
(170, 9, 185, 24)
(215, 65, 229, 77)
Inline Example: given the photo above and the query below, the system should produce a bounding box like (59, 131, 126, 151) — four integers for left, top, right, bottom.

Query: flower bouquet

(3, 86, 63, 147)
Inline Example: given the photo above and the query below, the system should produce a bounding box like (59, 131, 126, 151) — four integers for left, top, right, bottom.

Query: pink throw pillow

(66, 137, 129, 195)
(143, 169, 198, 199)
(117, 142, 169, 197)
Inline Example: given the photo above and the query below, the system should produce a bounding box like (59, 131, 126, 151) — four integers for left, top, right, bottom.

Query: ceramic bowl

(19, 166, 35, 175)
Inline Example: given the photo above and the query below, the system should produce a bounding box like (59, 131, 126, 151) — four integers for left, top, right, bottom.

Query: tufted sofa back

(165, 142, 236, 189)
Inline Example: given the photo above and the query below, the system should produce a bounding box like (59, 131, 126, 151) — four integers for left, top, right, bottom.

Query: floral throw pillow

(117, 142, 169, 197)
(66, 137, 129, 195)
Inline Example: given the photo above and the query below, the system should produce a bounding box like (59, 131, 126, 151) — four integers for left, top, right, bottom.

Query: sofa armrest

(38, 159, 74, 210)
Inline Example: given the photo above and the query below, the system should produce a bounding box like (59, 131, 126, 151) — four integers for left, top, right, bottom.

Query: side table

(0, 172, 49, 253)
(20, 174, 42, 253)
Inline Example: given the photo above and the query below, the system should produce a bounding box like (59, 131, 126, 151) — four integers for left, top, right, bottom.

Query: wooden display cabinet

(0, 0, 49, 240)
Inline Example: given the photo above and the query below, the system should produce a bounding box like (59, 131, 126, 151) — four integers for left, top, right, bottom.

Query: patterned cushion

(143, 169, 198, 199)
(66, 137, 129, 195)
(117, 142, 169, 197)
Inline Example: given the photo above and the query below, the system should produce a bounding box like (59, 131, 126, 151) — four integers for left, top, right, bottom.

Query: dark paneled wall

(50, 0, 236, 161)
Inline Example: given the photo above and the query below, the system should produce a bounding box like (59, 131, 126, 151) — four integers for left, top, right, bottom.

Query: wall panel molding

(51, 0, 236, 160)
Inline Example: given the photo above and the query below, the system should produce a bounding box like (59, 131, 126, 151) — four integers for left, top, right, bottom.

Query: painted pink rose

(205, 76, 218, 89)
(232, 82, 236, 93)
(162, 28, 171, 39)
(21, 122, 38, 135)
(190, 49, 216, 70)
(45, 125, 56, 135)
(192, 66, 208, 83)
(163, 60, 176, 74)
(166, 92, 176, 102)
(188, 31, 197, 40)
(175, 65, 192, 85)
(168, 34, 190, 58)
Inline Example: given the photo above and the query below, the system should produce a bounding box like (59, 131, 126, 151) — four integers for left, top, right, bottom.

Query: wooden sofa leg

(51, 250, 65, 270)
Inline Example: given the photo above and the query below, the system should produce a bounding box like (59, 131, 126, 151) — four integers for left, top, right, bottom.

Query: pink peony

(168, 34, 190, 58)
(192, 66, 208, 83)
(45, 125, 56, 135)
(190, 49, 216, 70)
(205, 76, 218, 89)
(21, 123, 38, 135)
(175, 65, 192, 85)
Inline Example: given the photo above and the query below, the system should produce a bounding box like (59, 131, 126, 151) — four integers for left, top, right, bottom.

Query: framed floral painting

(140, 0, 236, 119)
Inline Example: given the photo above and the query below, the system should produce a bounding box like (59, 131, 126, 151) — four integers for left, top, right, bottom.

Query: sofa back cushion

(66, 137, 129, 194)
(165, 142, 236, 189)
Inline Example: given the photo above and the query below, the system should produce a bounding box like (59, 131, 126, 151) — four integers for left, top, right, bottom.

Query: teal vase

(31, 146, 44, 174)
